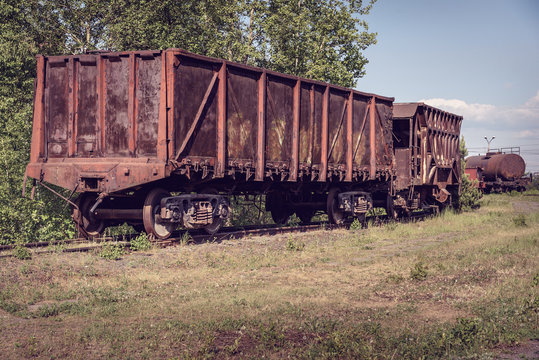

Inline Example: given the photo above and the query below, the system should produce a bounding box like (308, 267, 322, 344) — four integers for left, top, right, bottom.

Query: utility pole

(484, 136, 495, 153)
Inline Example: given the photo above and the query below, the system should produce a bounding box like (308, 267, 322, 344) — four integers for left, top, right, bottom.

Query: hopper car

(24, 49, 462, 239)
(465, 149, 530, 193)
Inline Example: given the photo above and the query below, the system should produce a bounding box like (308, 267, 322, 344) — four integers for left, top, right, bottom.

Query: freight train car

(24, 49, 395, 239)
(465, 149, 530, 193)
(391, 103, 462, 216)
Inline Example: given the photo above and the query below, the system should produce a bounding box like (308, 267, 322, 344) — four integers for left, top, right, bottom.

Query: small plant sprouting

(180, 231, 192, 246)
(13, 244, 31, 260)
(286, 236, 305, 251)
(99, 242, 125, 260)
(512, 214, 527, 227)
(287, 214, 300, 227)
(129, 233, 151, 251)
(410, 261, 428, 281)
(349, 218, 362, 231)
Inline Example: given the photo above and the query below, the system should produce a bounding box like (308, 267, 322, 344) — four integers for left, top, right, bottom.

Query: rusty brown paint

(67, 58, 75, 157)
(216, 62, 227, 178)
(128, 53, 136, 155)
(166, 51, 176, 161)
(157, 53, 168, 162)
(309, 85, 315, 165)
(30, 56, 45, 162)
(175, 71, 219, 159)
(345, 91, 353, 181)
(98, 55, 106, 155)
(319, 86, 329, 182)
(26, 48, 395, 196)
(255, 71, 266, 181)
(369, 96, 376, 180)
(289, 79, 300, 182)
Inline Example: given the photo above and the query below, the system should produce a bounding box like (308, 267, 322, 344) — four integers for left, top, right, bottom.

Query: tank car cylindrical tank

(465, 153, 525, 181)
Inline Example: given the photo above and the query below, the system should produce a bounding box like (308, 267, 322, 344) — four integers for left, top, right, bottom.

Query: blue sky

(358, 0, 539, 172)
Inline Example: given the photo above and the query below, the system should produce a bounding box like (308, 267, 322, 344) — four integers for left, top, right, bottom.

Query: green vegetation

(98, 242, 125, 260)
(410, 261, 428, 280)
(129, 233, 152, 252)
(458, 136, 482, 210)
(285, 235, 305, 251)
(12, 244, 31, 260)
(0, 193, 537, 358)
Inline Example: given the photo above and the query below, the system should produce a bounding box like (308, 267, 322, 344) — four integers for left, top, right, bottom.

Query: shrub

(512, 214, 527, 227)
(99, 242, 124, 260)
(458, 174, 482, 210)
(349, 218, 362, 231)
(129, 233, 151, 251)
(286, 236, 305, 251)
(410, 262, 428, 280)
(179, 231, 192, 246)
(13, 244, 31, 260)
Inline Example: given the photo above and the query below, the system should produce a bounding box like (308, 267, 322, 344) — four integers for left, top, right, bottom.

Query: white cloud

(524, 90, 539, 107)
(420, 91, 539, 171)
(420, 91, 539, 129)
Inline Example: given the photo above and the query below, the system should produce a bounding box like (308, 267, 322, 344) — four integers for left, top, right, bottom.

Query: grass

(0, 192, 538, 358)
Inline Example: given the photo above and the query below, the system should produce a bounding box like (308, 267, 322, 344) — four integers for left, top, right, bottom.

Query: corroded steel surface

(26, 49, 394, 194)
(392, 102, 462, 191)
(466, 153, 526, 181)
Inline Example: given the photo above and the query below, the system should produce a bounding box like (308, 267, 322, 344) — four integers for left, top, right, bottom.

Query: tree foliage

(458, 136, 482, 210)
(0, 0, 377, 244)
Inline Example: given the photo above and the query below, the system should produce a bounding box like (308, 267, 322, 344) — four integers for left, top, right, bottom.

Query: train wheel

(143, 188, 175, 240)
(201, 188, 223, 235)
(296, 210, 314, 224)
(386, 194, 398, 220)
(271, 208, 292, 224)
(267, 191, 292, 224)
(327, 188, 344, 224)
(73, 193, 105, 238)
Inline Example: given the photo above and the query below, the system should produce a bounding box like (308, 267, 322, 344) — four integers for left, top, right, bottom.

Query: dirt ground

(0, 193, 538, 359)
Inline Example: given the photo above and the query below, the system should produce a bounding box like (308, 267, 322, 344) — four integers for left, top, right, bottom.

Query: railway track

(0, 210, 433, 259)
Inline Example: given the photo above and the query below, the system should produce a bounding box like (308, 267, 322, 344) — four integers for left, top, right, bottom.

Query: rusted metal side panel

(26, 51, 167, 194)
(104, 54, 130, 156)
(266, 75, 294, 164)
(394, 102, 462, 189)
(27, 48, 394, 195)
(345, 92, 353, 182)
(327, 89, 347, 167)
(76, 56, 98, 156)
(395, 148, 411, 189)
(30, 56, 45, 163)
(157, 53, 168, 162)
(136, 54, 161, 156)
(319, 86, 329, 182)
(216, 63, 227, 177)
(166, 51, 176, 162)
(369, 97, 376, 179)
(255, 71, 266, 181)
(375, 101, 394, 169)
(46, 57, 70, 158)
(172, 55, 218, 159)
(227, 66, 258, 162)
(289, 80, 300, 182)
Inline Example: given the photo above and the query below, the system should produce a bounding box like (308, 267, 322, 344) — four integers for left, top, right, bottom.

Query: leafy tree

(0, 1, 75, 244)
(105, 0, 377, 87)
(247, 0, 376, 87)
